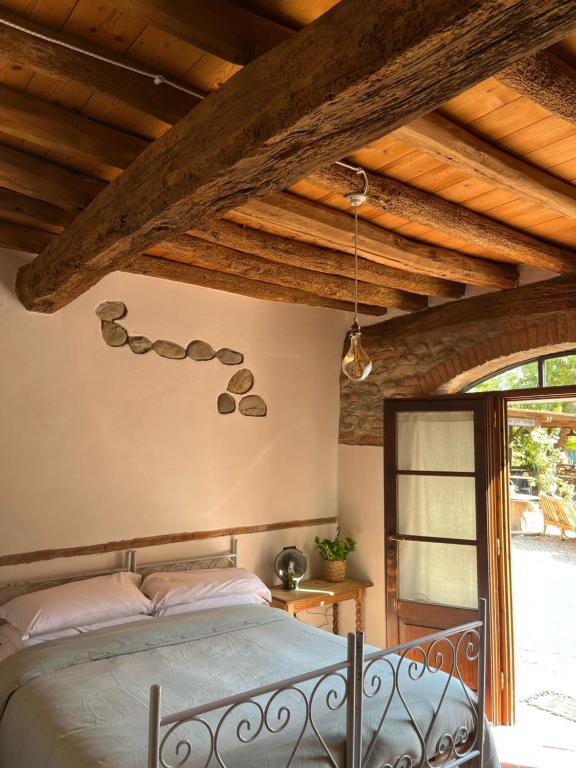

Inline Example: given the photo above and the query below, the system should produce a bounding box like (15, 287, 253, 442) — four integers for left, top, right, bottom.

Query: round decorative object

(274, 546, 307, 590)
(95, 301, 127, 321)
(217, 392, 236, 414)
(227, 368, 254, 395)
(187, 340, 215, 361)
(323, 559, 346, 583)
(101, 321, 127, 347)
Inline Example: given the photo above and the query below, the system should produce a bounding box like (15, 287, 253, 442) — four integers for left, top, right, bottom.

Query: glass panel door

(384, 398, 490, 705)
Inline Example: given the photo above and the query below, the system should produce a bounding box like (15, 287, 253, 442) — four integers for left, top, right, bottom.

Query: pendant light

(341, 181, 373, 383)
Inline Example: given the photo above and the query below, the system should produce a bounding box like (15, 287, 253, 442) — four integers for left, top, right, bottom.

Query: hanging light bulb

(342, 185, 373, 382)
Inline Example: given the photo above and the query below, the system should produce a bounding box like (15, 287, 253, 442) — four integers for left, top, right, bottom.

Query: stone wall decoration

(101, 320, 128, 347)
(216, 348, 244, 365)
(187, 340, 215, 361)
(227, 368, 254, 395)
(239, 395, 267, 417)
(95, 302, 267, 417)
(128, 335, 152, 354)
(96, 301, 127, 322)
(217, 393, 236, 414)
(153, 340, 186, 359)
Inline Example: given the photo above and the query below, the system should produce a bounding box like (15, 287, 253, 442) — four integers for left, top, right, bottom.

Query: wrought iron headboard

(0, 537, 238, 607)
(129, 537, 238, 577)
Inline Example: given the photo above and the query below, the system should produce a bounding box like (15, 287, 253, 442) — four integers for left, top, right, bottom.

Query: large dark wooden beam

(499, 50, 576, 123)
(17, 0, 576, 312)
(396, 112, 576, 219)
(0, 12, 200, 124)
(0, 145, 104, 211)
(0, 188, 73, 230)
(110, 0, 292, 65)
(232, 192, 518, 289)
(124, 255, 387, 316)
(151, 235, 425, 310)
(308, 165, 576, 272)
(190, 218, 464, 298)
(0, 84, 147, 169)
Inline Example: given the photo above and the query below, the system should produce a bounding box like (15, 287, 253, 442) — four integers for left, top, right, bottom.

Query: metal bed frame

(148, 599, 487, 768)
(0, 538, 239, 606)
(0, 541, 486, 768)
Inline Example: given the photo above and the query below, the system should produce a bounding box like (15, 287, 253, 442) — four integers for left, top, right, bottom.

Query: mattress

(0, 605, 499, 767)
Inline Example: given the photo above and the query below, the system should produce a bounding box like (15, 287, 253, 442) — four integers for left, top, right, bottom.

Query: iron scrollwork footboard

(148, 599, 487, 768)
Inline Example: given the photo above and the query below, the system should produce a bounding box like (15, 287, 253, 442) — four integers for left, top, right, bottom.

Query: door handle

(388, 535, 405, 543)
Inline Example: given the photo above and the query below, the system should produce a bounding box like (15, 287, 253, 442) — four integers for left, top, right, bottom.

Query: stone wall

(340, 274, 576, 445)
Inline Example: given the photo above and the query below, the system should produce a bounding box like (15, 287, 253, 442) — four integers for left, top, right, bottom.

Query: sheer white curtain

(396, 411, 478, 609)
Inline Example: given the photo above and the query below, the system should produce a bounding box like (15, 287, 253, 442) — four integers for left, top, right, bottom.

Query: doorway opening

(467, 356, 576, 767)
(504, 397, 576, 767)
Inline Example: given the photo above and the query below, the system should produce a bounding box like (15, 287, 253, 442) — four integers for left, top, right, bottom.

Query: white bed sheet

(0, 614, 155, 659)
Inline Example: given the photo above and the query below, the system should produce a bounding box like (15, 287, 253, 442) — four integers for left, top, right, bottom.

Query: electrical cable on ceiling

(0, 16, 368, 178)
(0, 16, 205, 100)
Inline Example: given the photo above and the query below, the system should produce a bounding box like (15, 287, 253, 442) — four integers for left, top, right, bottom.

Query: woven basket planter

(323, 559, 346, 583)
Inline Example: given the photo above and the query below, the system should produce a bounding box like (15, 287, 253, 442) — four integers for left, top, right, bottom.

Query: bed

(0, 540, 498, 768)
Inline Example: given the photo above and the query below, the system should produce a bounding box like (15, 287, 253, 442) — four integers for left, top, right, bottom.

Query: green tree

(511, 427, 573, 499)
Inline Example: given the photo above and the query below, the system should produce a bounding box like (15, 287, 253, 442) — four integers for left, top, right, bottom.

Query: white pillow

(155, 594, 269, 617)
(0, 572, 153, 639)
(142, 568, 271, 614)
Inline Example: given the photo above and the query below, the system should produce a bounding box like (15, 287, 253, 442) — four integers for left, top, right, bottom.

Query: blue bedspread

(0, 605, 499, 767)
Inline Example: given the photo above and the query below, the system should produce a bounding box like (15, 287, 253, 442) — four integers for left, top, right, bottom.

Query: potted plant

(314, 528, 357, 582)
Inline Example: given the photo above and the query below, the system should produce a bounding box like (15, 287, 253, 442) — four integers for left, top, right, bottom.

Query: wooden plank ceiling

(1, 0, 576, 315)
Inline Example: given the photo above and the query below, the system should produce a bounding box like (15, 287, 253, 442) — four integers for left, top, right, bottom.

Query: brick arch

(339, 274, 576, 446)
(427, 322, 576, 395)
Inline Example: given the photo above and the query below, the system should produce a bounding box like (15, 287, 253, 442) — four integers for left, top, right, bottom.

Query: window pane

(398, 475, 476, 540)
(545, 355, 576, 387)
(468, 361, 538, 392)
(397, 411, 474, 472)
(399, 542, 478, 609)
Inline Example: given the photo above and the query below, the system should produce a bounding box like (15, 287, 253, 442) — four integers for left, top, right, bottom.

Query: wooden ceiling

(1, 0, 576, 315)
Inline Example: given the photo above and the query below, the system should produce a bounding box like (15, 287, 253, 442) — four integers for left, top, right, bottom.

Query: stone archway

(339, 274, 576, 445)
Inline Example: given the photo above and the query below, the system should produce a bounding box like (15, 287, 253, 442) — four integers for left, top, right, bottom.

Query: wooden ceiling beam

(0, 188, 73, 230)
(308, 165, 576, 273)
(499, 50, 576, 123)
(0, 144, 104, 212)
(0, 12, 199, 125)
(16, 0, 576, 312)
(124, 255, 387, 316)
(0, 221, 54, 253)
(0, 84, 147, 170)
(190, 218, 464, 298)
(231, 193, 518, 290)
(150, 235, 425, 311)
(110, 0, 292, 65)
(396, 112, 576, 220)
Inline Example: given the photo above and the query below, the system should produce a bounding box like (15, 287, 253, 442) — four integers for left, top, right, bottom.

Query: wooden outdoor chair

(539, 494, 576, 538)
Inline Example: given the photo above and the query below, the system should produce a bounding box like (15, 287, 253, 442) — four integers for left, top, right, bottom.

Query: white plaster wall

(0, 251, 348, 586)
(337, 444, 385, 646)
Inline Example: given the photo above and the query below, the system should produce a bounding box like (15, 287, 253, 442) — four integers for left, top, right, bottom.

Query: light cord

(353, 203, 359, 324)
(0, 16, 205, 100)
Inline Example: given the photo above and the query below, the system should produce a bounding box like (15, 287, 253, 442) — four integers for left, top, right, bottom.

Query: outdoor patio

(495, 534, 576, 768)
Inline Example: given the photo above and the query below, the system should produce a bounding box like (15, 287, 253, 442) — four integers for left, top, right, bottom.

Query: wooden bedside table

(269, 577, 373, 635)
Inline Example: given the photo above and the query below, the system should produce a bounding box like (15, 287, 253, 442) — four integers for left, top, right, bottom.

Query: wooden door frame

(383, 396, 494, 714)
(494, 385, 576, 725)
(383, 385, 576, 725)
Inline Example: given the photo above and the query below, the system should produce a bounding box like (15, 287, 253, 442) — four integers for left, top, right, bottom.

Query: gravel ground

(503, 533, 576, 762)
(512, 535, 576, 747)
(512, 533, 576, 703)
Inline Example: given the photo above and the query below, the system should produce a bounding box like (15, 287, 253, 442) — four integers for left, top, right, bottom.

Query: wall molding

(0, 517, 337, 567)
